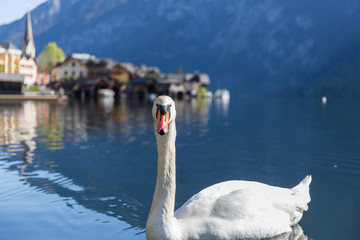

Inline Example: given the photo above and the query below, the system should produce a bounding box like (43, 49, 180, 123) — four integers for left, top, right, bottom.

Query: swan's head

(152, 96, 176, 136)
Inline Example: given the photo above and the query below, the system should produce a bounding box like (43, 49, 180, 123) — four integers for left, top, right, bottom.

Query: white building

(52, 57, 88, 81)
(0, 43, 22, 74)
(19, 57, 37, 86)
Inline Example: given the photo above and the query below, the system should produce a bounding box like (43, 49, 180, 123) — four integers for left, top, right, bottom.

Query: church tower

(19, 9, 37, 86)
(22, 10, 36, 58)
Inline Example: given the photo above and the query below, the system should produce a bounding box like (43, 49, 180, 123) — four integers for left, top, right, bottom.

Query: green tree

(37, 42, 65, 71)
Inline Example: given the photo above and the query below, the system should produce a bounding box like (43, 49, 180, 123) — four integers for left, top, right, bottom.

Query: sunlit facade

(0, 43, 22, 74)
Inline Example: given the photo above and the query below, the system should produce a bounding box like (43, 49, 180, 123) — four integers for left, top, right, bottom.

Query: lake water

(0, 95, 359, 240)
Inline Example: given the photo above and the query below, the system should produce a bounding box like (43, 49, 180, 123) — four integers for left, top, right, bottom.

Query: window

(64, 71, 68, 76)
(72, 62, 76, 67)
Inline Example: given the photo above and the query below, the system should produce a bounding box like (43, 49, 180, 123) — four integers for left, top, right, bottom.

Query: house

(184, 73, 210, 96)
(130, 77, 157, 98)
(52, 57, 88, 81)
(111, 64, 132, 83)
(61, 76, 116, 98)
(51, 53, 94, 82)
(0, 43, 22, 74)
(185, 73, 210, 86)
(19, 56, 37, 86)
(157, 74, 184, 97)
(119, 62, 137, 76)
(86, 58, 117, 78)
(0, 41, 37, 89)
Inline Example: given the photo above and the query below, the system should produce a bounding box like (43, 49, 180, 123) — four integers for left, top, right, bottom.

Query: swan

(146, 96, 311, 240)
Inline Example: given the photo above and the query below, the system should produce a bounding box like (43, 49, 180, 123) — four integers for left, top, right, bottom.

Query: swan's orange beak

(156, 110, 169, 135)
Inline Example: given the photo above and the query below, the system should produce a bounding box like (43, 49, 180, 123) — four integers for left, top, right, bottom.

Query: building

(19, 56, 37, 86)
(111, 64, 133, 83)
(86, 58, 117, 78)
(51, 54, 134, 85)
(0, 43, 22, 74)
(52, 57, 88, 81)
(20, 10, 37, 86)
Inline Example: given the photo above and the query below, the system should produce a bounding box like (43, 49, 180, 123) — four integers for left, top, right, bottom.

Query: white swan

(146, 96, 311, 240)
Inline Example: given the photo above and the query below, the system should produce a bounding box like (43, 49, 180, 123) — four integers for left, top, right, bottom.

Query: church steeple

(22, 10, 36, 58)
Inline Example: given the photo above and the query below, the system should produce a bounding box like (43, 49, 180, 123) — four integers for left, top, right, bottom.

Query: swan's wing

(175, 179, 311, 239)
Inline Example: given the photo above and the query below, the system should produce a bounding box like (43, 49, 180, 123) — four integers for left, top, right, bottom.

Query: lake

(0, 95, 359, 240)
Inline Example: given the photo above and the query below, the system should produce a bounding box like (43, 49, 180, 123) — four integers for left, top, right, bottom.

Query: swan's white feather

(175, 176, 311, 239)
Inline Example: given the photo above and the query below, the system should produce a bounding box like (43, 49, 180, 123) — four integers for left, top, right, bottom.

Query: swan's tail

(290, 175, 312, 225)
(292, 175, 312, 208)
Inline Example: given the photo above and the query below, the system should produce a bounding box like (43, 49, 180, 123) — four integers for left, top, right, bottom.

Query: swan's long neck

(147, 121, 177, 239)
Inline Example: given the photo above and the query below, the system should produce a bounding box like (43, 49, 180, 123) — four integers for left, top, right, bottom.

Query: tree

(36, 42, 65, 71)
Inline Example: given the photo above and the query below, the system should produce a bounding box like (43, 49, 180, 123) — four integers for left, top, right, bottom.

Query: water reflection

(0, 97, 323, 239)
(215, 97, 230, 117)
(0, 101, 38, 164)
(0, 98, 217, 234)
(266, 225, 307, 240)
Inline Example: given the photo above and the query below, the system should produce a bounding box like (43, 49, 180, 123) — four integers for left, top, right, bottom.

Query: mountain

(1, 0, 359, 95)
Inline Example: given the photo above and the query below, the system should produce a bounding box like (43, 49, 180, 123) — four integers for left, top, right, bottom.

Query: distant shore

(0, 94, 58, 101)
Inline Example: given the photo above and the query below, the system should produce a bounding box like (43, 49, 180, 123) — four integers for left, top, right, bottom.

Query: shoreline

(0, 94, 59, 101)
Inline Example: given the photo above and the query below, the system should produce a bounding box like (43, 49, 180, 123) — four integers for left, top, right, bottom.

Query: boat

(98, 89, 115, 98)
(214, 89, 230, 101)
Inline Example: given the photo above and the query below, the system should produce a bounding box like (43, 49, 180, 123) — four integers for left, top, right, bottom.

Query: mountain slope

(1, 0, 359, 94)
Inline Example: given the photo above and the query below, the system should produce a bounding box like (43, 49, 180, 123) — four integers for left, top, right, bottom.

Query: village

(0, 10, 230, 102)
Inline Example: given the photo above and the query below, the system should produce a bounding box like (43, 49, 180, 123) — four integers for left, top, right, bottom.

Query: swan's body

(146, 96, 311, 240)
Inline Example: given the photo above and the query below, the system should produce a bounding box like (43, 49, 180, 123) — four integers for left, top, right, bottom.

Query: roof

(119, 62, 137, 74)
(158, 74, 184, 84)
(66, 77, 114, 91)
(60, 57, 88, 68)
(22, 11, 36, 58)
(0, 42, 20, 50)
(0, 73, 24, 83)
(186, 73, 210, 85)
(23, 11, 34, 46)
(87, 58, 118, 71)
(72, 53, 96, 61)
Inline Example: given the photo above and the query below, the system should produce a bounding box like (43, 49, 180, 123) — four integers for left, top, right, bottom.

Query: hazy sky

(0, 0, 46, 25)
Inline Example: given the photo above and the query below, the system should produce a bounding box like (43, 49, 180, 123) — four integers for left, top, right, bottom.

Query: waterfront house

(86, 58, 116, 78)
(130, 77, 157, 98)
(19, 56, 37, 86)
(72, 76, 114, 97)
(0, 41, 37, 88)
(158, 73, 184, 97)
(51, 55, 133, 84)
(60, 76, 119, 98)
(111, 63, 133, 83)
(0, 43, 21, 74)
(52, 57, 88, 81)
(185, 73, 210, 85)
